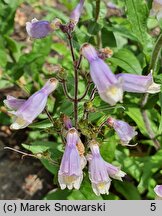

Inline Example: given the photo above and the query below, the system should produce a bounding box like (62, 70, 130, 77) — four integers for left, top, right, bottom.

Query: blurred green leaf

(101, 28, 116, 47)
(41, 158, 59, 175)
(114, 181, 141, 200)
(100, 130, 117, 162)
(29, 119, 53, 129)
(126, 107, 148, 136)
(87, 20, 103, 36)
(0, 49, 7, 67)
(125, 0, 153, 56)
(4, 35, 21, 62)
(22, 142, 52, 154)
(109, 48, 142, 74)
(115, 149, 142, 182)
(44, 189, 71, 200)
(138, 149, 162, 193)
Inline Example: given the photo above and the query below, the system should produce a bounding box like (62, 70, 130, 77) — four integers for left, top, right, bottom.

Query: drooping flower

(116, 72, 160, 94)
(26, 18, 61, 38)
(150, 0, 162, 21)
(87, 140, 126, 196)
(81, 43, 123, 106)
(107, 117, 137, 145)
(4, 78, 58, 130)
(58, 128, 85, 190)
(154, 185, 162, 198)
(69, 0, 85, 25)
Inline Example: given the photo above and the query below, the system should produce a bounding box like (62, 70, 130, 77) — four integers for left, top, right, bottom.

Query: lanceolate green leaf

(125, 0, 153, 56)
(114, 181, 141, 200)
(138, 150, 162, 193)
(108, 48, 142, 74)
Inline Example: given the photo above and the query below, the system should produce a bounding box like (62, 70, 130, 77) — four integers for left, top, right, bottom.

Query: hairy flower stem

(67, 32, 79, 129)
(140, 34, 162, 150)
(61, 80, 74, 101)
(44, 107, 55, 127)
(78, 82, 92, 101)
(4, 147, 38, 159)
(77, 54, 83, 69)
(83, 87, 97, 120)
(90, 87, 97, 101)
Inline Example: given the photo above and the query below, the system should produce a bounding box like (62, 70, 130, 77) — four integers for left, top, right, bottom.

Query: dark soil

(0, 1, 59, 200)
(0, 128, 54, 200)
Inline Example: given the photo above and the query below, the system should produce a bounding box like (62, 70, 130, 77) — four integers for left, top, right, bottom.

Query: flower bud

(69, 0, 85, 25)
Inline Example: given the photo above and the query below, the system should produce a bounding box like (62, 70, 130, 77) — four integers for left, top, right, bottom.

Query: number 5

(150, 203, 156, 211)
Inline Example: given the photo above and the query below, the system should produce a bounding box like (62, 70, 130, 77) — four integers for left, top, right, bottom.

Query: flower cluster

(81, 44, 160, 106)
(58, 127, 125, 195)
(3, 0, 162, 197)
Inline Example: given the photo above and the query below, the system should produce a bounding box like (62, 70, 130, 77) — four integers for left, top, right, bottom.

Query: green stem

(149, 32, 162, 72)
(95, 0, 101, 22)
(140, 33, 162, 150)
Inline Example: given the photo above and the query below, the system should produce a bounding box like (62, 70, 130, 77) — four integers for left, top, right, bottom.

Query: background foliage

(0, 0, 162, 200)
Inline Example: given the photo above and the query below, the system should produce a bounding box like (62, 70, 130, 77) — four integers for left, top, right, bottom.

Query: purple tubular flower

(4, 95, 26, 110)
(87, 140, 125, 196)
(58, 128, 85, 190)
(26, 18, 58, 39)
(81, 44, 123, 106)
(116, 72, 160, 94)
(107, 117, 137, 145)
(4, 78, 58, 130)
(70, 0, 85, 25)
(105, 163, 125, 181)
(154, 185, 162, 198)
